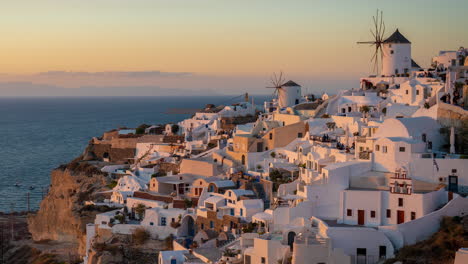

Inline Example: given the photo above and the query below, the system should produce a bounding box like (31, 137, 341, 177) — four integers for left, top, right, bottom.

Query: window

(416, 90, 420, 95)
(386, 209, 391, 218)
(150, 222, 154, 226)
(405, 90, 409, 95)
(347, 209, 352, 216)
(269, 133, 273, 140)
(422, 133, 427, 142)
(379, 246, 387, 260)
(371, 211, 376, 218)
(298, 133, 303, 138)
(398, 198, 404, 207)
(261, 257, 266, 264)
(210, 221, 214, 228)
(382, 146, 387, 153)
(411, 212, 416, 220)
(230, 208, 235, 216)
(240, 208, 243, 216)
(399, 147, 405, 152)
(390, 50, 394, 54)
(161, 217, 167, 226)
(171, 218, 175, 223)
(171, 259, 177, 264)
(201, 223, 204, 230)
(375, 145, 380, 151)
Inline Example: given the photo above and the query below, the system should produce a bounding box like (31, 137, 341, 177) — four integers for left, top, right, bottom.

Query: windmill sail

(357, 9, 386, 75)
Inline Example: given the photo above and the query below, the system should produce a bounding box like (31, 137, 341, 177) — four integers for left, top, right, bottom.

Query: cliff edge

(28, 159, 109, 256)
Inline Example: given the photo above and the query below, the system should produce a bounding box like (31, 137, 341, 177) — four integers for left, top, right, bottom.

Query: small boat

(29, 186, 35, 190)
(15, 182, 21, 187)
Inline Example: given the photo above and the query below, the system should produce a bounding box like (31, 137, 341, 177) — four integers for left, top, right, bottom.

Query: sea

(0, 95, 271, 212)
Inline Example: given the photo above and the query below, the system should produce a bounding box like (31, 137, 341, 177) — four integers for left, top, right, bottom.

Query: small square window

(411, 212, 416, 220)
(382, 146, 388, 153)
(347, 209, 352, 216)
(390, 50, 394, 54)
(405, 90, 409, 95)
(399, 147, 405, 152)
(371, 211, 376, 218)
(386, 209, 391, 218)
(398, 198, 404, 207)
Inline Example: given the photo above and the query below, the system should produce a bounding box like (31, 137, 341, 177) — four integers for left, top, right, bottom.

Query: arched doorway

(179, 215, 196, 237)
(287, 232, 296, 251)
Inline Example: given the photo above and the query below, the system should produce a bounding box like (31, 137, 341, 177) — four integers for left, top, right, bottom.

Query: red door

(358, 210, 365, 225)
(397, 210, 405, 224)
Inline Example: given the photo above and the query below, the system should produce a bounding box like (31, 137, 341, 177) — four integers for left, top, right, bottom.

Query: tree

(114, 214, 125, 224)
(135, 204, 146, 220)
(184, 198, 193, 209)
(269, 169, 282, 182)
(270, 152, 276, 158)
(360, 105, 371, 113)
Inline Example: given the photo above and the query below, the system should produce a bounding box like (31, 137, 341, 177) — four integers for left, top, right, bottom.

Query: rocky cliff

(28, 159, 109, 256)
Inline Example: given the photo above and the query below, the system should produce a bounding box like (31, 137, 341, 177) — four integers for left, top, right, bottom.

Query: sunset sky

(0, 0, 466, 96)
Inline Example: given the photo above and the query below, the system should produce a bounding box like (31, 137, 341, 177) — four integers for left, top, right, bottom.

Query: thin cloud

(36, 71, 193, 78)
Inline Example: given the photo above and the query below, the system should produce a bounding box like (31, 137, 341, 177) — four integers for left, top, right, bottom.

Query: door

(356, 248, 367, 264)
(358, 210, 365, 225)
(397, 210, 405, 224)
(257, 142, 263, 152)
(287, 232, 296, 251)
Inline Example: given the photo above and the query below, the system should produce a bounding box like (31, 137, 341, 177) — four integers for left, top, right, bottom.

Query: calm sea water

(0, 95, 270, 212)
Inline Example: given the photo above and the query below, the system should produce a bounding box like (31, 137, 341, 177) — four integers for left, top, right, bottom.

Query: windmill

(357, 9, 386, 75)
(266, 71, 286, 97)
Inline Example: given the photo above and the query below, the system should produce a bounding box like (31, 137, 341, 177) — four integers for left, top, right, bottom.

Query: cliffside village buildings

(83, 30, 468, 264)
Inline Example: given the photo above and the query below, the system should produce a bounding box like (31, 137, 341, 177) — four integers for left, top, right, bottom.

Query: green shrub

(107, 180, 117, 189)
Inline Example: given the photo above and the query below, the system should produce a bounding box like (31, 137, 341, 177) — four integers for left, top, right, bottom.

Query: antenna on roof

(357, 9, 386, 75)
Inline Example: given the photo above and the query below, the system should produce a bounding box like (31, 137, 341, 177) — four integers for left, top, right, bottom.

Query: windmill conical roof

(384, 29, 411, 44)
(282, 80, 301, 87)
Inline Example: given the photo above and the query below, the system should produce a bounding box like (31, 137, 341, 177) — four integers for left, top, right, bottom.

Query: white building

(382, 29, 412, 77)
(278, 80, 302, 109)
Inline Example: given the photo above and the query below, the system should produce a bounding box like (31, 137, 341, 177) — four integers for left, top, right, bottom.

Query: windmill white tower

(267, 72, 302, 109)
(382, 29, 412, 76)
